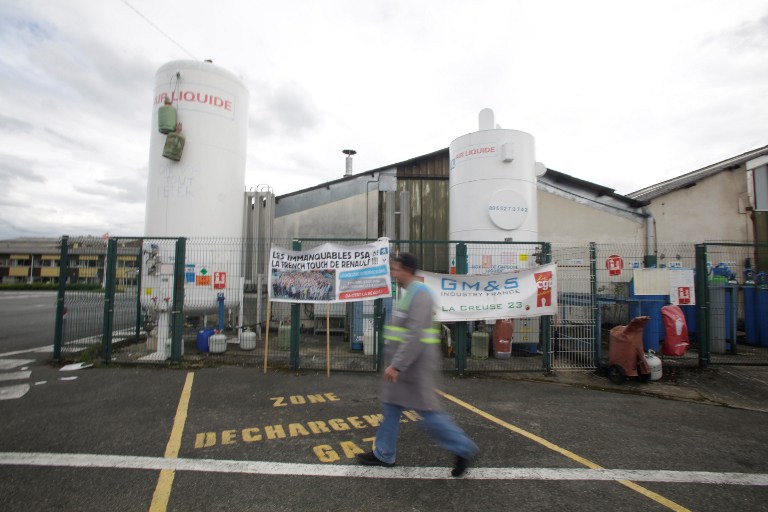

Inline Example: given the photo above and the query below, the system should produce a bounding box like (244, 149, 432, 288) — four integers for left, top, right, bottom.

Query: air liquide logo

(534, 271, 553, 307)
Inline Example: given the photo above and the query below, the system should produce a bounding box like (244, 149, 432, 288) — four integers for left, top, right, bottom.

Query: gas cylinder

(278, 323, 291, 350)
(240, 328, 257, 350)
(471, 330, 489, 359)
(162, 123, 185, 161)
(645, 350, 663, 381)
(208, 333, 227, 354)
(157, 98, 177, 134)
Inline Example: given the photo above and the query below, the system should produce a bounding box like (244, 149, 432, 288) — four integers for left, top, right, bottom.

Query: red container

(493, 319, 514, 358)
(660, 305, 690, 357)
(608, 316, 651, 384)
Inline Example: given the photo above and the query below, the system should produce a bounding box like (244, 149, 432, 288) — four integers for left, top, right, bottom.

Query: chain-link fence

(51, 237, 768, 373)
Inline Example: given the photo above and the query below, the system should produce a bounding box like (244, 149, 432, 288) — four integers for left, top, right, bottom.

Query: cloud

(0, 114, 33, 134)
(73, 174, 147, 205)
(714, 13, 768, 50)
(248, 81, 321, 137)
(0, 153, 46, 183)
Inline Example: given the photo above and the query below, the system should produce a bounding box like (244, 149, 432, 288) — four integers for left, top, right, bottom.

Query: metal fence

(51, 236, 768, 374)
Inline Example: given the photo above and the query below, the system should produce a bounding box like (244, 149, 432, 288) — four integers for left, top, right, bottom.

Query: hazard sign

(606, 255, 623, 277)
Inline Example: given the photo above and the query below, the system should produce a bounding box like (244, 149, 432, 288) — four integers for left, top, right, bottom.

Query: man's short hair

(394, 252, 418, 273)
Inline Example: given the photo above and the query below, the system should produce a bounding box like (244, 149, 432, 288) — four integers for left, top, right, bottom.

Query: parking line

(437, 389, 691, 512)
(149, 372, 194, 512)
(1, 452, 767, 486)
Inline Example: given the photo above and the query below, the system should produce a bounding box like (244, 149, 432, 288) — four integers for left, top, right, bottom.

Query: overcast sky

(1, 0, 766, 240)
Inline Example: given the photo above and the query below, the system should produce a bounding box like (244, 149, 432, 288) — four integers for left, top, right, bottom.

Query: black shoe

(451, 455, 472, 477)
(356, 451, 395, 467)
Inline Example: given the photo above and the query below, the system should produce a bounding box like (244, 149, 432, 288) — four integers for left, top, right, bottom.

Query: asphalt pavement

(1, 349, 767, 512)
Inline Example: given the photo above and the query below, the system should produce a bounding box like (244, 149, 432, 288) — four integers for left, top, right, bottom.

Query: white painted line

(0, 346, 51, 358)
(0, 452, 766, 486)
(60, 363, 93, 371)
(0, 384, 30, 400)
(0, 371, 32, 382)
(0, 359, 34, 370)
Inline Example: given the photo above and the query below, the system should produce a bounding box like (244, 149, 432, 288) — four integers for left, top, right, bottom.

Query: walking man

(356, 252, 478, 477)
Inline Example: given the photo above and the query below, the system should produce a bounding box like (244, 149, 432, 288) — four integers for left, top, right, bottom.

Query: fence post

(290, 240, 301, 370)
(455, 242, 468, 376)
(374, 297, 384, 372)
(695, 244, 710, 369)
(101, 238, 118, 364)
(53, 235, 69, 362)
(541, 242, 553, 375)
(170, 237, 186, 363)
(134, 239, 144, 345)
(590, 242, 600, 368)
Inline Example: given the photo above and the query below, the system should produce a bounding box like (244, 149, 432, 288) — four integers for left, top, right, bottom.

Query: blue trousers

(373, 402, 478, 465)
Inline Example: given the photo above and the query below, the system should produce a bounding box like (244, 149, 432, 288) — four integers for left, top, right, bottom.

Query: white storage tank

(449, 109, 545, 273)
(142, 60, 249, 356)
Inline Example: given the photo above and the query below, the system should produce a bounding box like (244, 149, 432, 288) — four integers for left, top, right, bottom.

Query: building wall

(273, 193, 370, 241)
(645, 168, 751, 245)
(538, 190, 646, 244)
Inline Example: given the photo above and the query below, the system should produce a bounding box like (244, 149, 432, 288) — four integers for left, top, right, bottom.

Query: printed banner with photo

(419, 264, 558, 322)
(268, 240, 392, 303)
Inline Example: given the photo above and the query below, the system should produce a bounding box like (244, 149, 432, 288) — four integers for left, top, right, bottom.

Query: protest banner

(268, 240, 391, 303)
(419, 263, 557, 322)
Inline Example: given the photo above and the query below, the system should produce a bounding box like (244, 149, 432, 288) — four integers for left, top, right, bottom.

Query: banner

(419, 264, 558, 321)
(268, 240, 391, 303)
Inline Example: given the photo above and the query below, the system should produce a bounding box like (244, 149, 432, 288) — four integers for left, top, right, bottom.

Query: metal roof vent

(343, 149, 357, 176)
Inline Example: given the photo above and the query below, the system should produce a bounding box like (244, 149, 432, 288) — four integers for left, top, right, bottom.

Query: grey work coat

(380, 281, 441, 411)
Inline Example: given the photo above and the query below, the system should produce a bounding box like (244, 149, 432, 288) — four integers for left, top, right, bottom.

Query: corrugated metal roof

(627, 145, 768, 202)
(541, 168, 648, 209)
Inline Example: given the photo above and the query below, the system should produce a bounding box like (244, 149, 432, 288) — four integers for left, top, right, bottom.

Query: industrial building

(3, 144, 767, 284)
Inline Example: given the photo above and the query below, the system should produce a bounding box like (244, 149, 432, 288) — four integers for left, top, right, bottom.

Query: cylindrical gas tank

(143, 60, 249, 314)
(449, 109, 540, 243)
(449, 109, 544, 274)
(240, 328, 257, 350)
(645, 350, 663, 381)
(209, 333, 227, 354)
(471, 331, 489, 359)
(157, 102, 177, 134)
(278, 324, 291, 350)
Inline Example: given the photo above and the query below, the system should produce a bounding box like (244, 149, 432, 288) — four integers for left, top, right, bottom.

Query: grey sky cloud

(248, 82, 321, 138)
(0, 153, 46, 183)
(0, 0, 766, 240)
(73, 175, 147, 205)
(0, 114, 33, 134)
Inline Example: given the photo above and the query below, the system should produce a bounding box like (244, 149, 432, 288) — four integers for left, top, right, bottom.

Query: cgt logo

(534, 271, 553, 307)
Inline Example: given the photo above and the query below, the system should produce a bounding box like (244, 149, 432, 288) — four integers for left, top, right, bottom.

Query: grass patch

(76, 344, 103, 365)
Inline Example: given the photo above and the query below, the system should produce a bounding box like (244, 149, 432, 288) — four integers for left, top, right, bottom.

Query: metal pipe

(644, 208, 656, 262)
(366, 178, 379, 240)
(217, 292, 225, 331)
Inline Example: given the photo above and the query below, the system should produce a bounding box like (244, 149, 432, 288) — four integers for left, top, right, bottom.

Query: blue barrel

(680, 304, 697, 342)
(629, 295, 665, 352)
(351, 302, 364, 351)
(196, 328, 215, 353)
(725, 285, 736, 351)
(757, 285, 768, 347)
(743, 284, 758, 345)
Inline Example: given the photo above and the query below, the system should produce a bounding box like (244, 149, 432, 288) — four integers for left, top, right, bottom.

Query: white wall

(538, 191, 645, 244)
(645, 169, 752, 245)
